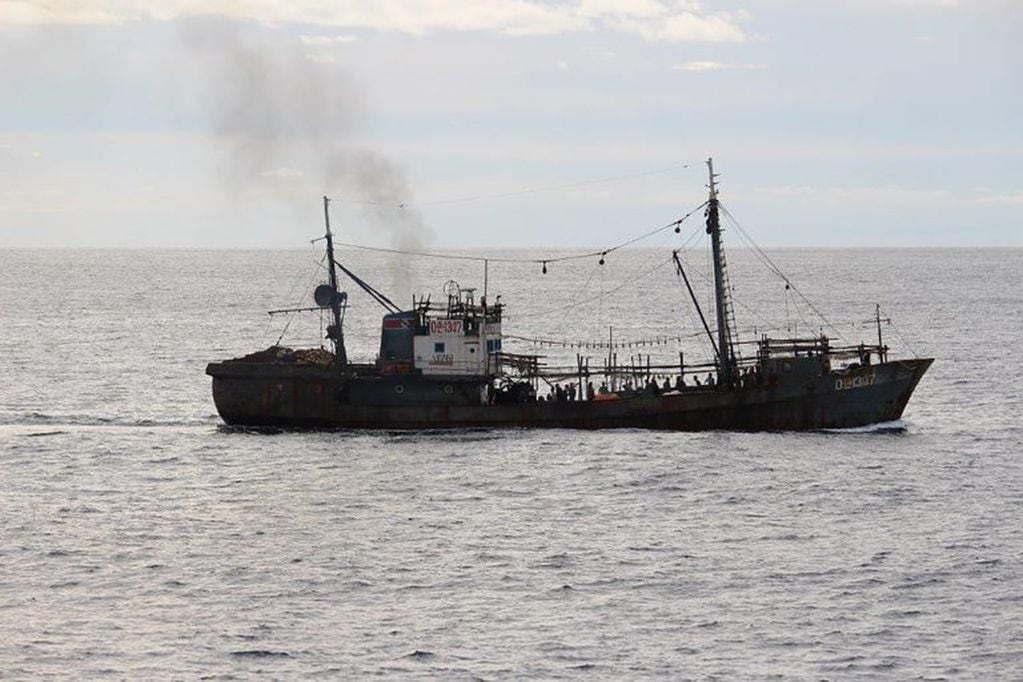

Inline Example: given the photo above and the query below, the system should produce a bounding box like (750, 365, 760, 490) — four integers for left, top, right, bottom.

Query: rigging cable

(673, 236, 776, 341)
(266, 251, 328, 346)
(881, 304, 921, 358)
(543, 256, 603, 332)
(505, 330, 706, 350)
(275, 316, 294, 346)
(510, 221, 703, 323)
(788, 284, 817, 336)
(513, 253, 678, 321)
(335, 201, 708, 267)
(719, 203, 842, 338)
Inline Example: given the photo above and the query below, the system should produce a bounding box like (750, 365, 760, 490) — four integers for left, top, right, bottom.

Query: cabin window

(434, 342, 445, 353)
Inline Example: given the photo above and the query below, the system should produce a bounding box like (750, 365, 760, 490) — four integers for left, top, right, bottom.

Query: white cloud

(0, 1, 748, 42)
(618, 11, 746, 42)
(749, 184, 953, 204)
(260, 167, 304, 179)
(299, 34, 358, 46)
(750, 184, 1023, 207)
(575, 0, 685, 19)
(894, 0, 958, 6)
(0, 2, 126, 25)
(304, 52, 337, 64)
(972, 189, 1023, 205)
(672, 61, 766, 72)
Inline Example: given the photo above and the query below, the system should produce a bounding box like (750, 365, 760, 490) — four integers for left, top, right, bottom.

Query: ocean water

(1, 246, 1021, 678)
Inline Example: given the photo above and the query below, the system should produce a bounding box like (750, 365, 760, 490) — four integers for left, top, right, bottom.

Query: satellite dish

(314, 284, 337, 307)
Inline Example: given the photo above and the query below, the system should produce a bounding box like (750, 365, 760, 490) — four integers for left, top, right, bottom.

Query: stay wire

(264, 251, 327, 346)
(881, 304, 921, 358)
(543, 256, 603, 328)
(507, 329, 707, 350)
(719, 203, 842, 338)
(515, 221, 703, 324)
(334, 201, 708, 267)
(514, 253, 678, 321)
(674, 236, 775, 337)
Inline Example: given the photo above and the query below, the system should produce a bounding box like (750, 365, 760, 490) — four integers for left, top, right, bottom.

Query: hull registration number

(835, 371, 877, 391)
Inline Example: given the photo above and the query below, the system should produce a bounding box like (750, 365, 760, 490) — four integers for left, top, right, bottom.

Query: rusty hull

(206, 358, 932, 431)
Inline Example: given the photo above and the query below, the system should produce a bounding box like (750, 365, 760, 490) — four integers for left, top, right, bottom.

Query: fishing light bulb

(599, 252, 606, 265)
(542, 262, 547, 274)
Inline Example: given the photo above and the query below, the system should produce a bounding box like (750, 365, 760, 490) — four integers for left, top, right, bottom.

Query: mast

(874, 303, 890, 362)
(705, 158, 734, 386)
(875, 303, 883, 350)
(322, 196, 348, 369)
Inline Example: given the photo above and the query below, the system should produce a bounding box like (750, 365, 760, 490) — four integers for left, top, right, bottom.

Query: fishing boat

(206, 159, 932, 430)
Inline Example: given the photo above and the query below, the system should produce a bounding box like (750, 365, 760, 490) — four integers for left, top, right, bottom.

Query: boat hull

(207, 358, 932, 431)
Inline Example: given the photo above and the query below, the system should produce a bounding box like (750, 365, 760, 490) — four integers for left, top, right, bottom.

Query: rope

(881, 304, 921, 358)
(266, 251, 327, 346)
(674, 239, 774, 338)
(512, 254, 677, 320)
(720, 203, 842, 338)
(274, 316, 294, 346)
(505, 331, 703, 350)
(335, 201, 708, 266)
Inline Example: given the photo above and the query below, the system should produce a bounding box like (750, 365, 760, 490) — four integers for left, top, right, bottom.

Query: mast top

(706, 157, 719, 201)
(323, 195, 333, 237)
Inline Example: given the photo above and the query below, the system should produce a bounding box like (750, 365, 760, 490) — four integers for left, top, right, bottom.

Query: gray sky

(0, 0, 1020, 248)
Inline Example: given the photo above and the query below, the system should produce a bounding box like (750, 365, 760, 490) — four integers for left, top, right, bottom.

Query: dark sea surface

(1, 246, 1021, 679)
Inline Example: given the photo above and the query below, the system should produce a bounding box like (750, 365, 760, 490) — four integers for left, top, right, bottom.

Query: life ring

(394, 384, 405, 394)
(443, 385, 454, 395)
